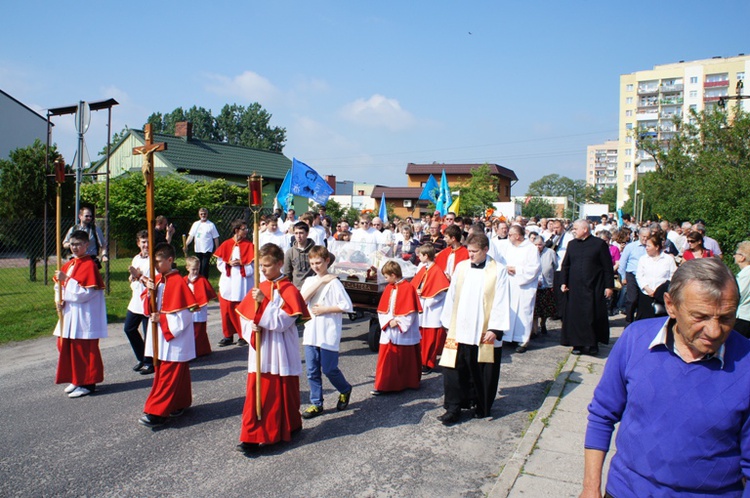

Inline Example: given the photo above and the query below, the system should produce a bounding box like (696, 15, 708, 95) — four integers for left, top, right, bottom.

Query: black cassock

(560, 235, 614, 348)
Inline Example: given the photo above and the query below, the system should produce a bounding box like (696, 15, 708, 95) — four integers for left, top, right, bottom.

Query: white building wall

(0, 92, 47, 160)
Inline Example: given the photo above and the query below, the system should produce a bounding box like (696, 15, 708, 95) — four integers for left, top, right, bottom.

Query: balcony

(704, 96, 722, 102)
(636, 110, 659, 121)
(704, 80, 729, 88)
(660, 111, 681, 119)
(661, 84, 684, 93)
(660, 98, 684, 106)
(638, 86, 659, 95)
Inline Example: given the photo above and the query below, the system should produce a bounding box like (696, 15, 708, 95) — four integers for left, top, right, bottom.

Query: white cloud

(339, 94, 415, 131)
(204, 70, 280, 104)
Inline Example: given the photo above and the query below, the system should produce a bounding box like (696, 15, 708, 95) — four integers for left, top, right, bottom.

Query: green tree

(636, 107, 750, 256)
(456, 163, 500, 216)
(600, 187, 617, 212)
(521, 197, 555, 219)
(526, 174, 595, 203)
(145, 103, 286, 152)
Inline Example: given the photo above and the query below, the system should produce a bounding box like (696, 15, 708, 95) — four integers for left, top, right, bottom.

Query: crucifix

(133, 124, 167, 366)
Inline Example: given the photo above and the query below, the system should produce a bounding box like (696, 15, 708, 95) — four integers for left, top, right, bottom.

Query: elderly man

(420, 220, 447, 252)
(503, 226, 541, 353)
(618, 227, 649, 322)
(547, 219, 572, 318)
(581, 258, 750, 497)
(560, 220, 614, 355)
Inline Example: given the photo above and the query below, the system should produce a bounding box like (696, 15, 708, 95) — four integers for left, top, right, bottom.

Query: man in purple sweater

(582, 258, 750, 498)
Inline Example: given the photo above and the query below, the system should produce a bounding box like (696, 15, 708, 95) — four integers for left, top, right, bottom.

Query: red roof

(370, 186, 424, 199)
(405, 163, 518, 181)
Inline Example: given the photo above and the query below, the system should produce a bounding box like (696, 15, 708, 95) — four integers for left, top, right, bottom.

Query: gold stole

(439, 259, 497, 368)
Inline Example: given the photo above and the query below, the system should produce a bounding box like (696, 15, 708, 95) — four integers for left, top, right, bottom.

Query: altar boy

(236, 243, 310, 455)
(139, 243, 199, 428)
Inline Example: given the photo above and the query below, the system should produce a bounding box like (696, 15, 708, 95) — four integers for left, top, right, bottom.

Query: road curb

(488, 350, 578, 498)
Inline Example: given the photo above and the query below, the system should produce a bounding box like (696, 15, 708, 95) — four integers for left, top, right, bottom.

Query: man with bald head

(560, 220, 614, 355)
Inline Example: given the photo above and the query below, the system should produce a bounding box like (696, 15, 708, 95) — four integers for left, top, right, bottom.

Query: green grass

(0, 257, 214, 344)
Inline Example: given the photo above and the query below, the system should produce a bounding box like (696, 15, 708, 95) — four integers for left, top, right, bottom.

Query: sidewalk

(489, 321, 625, 498)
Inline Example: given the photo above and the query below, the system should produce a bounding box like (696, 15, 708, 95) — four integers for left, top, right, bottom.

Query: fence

(0, 206, 273, 344)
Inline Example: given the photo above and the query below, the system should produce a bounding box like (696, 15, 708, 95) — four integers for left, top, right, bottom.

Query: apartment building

(586, 140, 618, 194)
(616, 53, 750, 207)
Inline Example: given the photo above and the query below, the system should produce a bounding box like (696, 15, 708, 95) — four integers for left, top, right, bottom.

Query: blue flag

(275, 170, 293, 212)
(378, 192, 389, 225)
(435, 170, 452, 216)
(418, 174, 440, 202)
(290, 158, 334, 205)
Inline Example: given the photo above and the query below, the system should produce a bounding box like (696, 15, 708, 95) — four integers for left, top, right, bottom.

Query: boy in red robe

(372, 261, 422, 395)
(412, 243, 451, 373)
(139, 243, 199, 428)
(435, 225, 469, 280)
(236, 243, 310, 455)
(54, 230, 108, 399)
(185, 256, 217, 357)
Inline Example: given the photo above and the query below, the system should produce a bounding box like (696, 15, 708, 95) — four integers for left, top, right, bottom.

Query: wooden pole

(54, 158, 65, 332)
(249, 174, 263, 420)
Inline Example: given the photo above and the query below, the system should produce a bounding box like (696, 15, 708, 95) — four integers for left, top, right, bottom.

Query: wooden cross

(132, 124, 167, 366)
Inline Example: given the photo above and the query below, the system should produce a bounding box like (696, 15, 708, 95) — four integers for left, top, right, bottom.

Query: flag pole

(248, 172, 263, 420)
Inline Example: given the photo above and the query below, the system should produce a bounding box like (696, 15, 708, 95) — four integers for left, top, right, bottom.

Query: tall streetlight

(633, 156, 642, 222)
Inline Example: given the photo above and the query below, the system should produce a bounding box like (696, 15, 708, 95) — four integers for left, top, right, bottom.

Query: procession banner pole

(133, 124, 167, 366)
(248, 173, 263, 420)
(54, 158, 65, 333)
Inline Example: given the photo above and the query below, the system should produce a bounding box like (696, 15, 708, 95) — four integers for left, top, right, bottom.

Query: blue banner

(418, 174, 439, 202)
(378, 192, 389, 225)
(290, 158, 334, 205)
(435, 170, 452, 216)
(275, 170, 293, 212)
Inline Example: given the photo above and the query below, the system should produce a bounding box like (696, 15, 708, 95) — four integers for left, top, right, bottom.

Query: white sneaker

(68, 386, 91, 398)
(64, 384, 77, 394)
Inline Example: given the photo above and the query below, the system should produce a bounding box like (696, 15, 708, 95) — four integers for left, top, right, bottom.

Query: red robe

(214, 238, 254, 277)
(412, 264, 450, 369)
(435, 245, 469, 276)
(55, 256, 106, 387)
(215, 238, 254, 339)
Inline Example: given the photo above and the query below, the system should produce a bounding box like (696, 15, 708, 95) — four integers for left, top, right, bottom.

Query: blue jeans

(304, 345, 351, 407)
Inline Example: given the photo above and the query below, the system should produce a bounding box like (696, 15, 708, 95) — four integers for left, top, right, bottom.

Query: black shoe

(132, 361, 144, 372)
(218, 337, 234, 347)
(140, 364, 155, 375)
(336, 390, 352, 411)
(587, 347, 599, 356)
(438, 411, 460, 426)
(138, 414, 166, 427)
(237, 338, 249, 347)
(421, 366, 433, 374)
(540, 324, 547, 335)
(370, 390, 382, 396)
(236, 442, 260, 455)
(302, 405, 323, 419)
(169, 409, 185, 418)
(571, 348, 583, 355)
(515, 345, 528, 354)
(473, 410, 488, 419)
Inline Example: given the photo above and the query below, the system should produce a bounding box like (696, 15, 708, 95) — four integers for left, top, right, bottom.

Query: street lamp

(633, 156, 642, 222)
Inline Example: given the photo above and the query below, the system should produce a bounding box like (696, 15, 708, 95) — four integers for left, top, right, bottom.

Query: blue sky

(3, 1, 749, 194)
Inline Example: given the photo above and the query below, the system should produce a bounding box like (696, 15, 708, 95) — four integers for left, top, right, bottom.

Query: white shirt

(188, 220, 219, 253)
(144, 283, 195, 362)
(216, 245, 255, 301)
(301, 276, 353, 351)
(309, 225, 327, 246)
(636, 252, 677, 294)
(259, 228, 291, 252)
(127, 254, 150, 314)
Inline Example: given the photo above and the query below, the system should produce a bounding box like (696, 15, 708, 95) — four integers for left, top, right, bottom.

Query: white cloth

(503, 240, 541, 344)
(594, 224, 611, 235)
(259, 228, 291, 252)
(538, 247, 558, 288)
(53, 276, 108, 340)
(489, 237, 510, 264)
(635, 252, 677, 294)
(350, 227, 380, 254)
(554, 232, 571, 271)
(127, 254, 150, 314)
(309, 225, 327, 246)
(216, 245, 254, 302)
(187, 279, 208, 323)
(242, 291, 302, 376)
(188, 220, 219, 253)
(301, 276, 353, 351)
(377, 281, 421, 346)
(143, 283, 195, 362)
(440, 259, 510, 347)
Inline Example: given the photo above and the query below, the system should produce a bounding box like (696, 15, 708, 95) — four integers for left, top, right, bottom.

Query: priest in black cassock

(560, 220, 614, 355)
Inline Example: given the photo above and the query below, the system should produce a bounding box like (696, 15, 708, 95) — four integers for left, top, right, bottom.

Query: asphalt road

(0, 308, 571, 497)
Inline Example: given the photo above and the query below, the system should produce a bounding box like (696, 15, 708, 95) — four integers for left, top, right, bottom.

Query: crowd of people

(52, 204, 750, 473)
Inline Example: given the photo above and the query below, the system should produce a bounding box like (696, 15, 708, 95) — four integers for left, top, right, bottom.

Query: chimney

(325, 175, 336, 194)
(175, 121, 192, 141)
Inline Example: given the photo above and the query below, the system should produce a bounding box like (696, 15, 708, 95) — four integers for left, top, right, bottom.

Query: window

(626, 84, 634, 91)
(625, 161, 632, 169)
(690, 76, 698, 84)
(689, 90, 698, 98)
(626, 136, 632, 144)
(690, 104, 697, 111)
(625, 149, 632, 156)
(626, 110, 633, 117)
(626, 123, 633, 130)
(626, 97, 633, 104)
(625, 175, 632, 183)
(738, 72, 746, 81)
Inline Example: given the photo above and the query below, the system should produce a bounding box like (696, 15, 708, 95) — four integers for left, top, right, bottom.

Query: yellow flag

(448, 195, 460, 213)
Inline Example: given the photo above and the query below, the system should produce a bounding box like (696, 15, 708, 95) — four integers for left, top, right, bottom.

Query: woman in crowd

(734, 241, 750, 338)
(531, 235, 557, 336)
(682, 231, 713, 260)
(635, 232, 676, 320)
